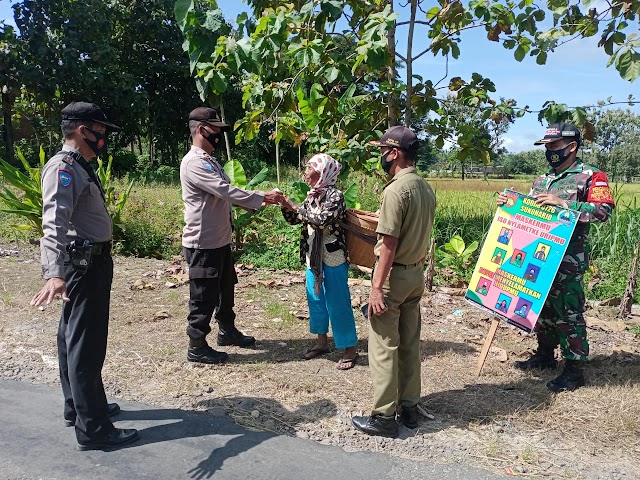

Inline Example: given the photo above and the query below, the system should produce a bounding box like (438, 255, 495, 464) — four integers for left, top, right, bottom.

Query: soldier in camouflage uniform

(498, 123, 614, 392)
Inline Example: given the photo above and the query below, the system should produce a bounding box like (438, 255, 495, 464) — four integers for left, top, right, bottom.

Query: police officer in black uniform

(31, 102, 138, 450)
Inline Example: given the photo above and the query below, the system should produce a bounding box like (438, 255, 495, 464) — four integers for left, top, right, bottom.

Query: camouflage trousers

(536, 271, 589, 361)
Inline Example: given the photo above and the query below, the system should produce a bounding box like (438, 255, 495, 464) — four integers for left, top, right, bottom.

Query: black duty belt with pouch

(66, 240, 112, 273)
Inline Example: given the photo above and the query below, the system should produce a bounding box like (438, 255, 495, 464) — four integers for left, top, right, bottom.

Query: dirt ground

(0, 243, 639, 480)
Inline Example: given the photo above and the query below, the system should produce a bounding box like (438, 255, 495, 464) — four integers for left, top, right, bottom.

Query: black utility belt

(66, 240, 112, 274)
(90, 241, 113, 256)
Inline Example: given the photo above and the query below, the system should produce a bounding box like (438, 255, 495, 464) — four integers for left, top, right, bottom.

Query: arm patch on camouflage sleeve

(587, 172, 615, 205)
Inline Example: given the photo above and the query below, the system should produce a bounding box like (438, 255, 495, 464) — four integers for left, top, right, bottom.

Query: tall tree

(10, 0, 202, 164)
(176, 0, 640, 172)
(0, 23, 22, 164)
(590, 109, 640, 181)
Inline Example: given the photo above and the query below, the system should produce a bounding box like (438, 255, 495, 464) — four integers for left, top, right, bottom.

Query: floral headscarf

(307, 153, 342, 199)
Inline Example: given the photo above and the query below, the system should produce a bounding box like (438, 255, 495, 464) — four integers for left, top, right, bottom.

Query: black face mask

(545, 142, 575, 169)
(83, 128, 108, 156)
(381, 150, 394, 174)
(203, 128, 224, 149)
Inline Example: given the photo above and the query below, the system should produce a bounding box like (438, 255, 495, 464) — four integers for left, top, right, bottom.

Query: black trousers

(58, 253, 114, 443)
(183, 245, 238, 341)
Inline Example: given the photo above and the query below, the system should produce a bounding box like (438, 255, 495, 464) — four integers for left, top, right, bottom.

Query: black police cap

(61, 102, 122, 131)
(189, 107, 231, 132)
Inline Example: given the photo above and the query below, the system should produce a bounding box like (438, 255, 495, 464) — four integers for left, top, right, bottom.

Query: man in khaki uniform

(352, 126, 436, 438)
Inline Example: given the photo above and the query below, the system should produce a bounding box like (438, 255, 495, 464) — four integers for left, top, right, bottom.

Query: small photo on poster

(510, 249, 526, 268)
(534, 243, 551, 262)
(475, 278, 491, 296)
(524, 264, 541, 282)
(492, 248, 507, 265)
(514, 298, 533, 318)
(497, 227, 512, 245)
(495, 293, 511, 313)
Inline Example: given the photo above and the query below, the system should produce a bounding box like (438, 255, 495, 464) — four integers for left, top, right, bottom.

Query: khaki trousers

(369, 263, 424, 416)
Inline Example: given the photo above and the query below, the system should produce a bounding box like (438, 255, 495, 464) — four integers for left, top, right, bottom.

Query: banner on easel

(465, 190, 579, 332)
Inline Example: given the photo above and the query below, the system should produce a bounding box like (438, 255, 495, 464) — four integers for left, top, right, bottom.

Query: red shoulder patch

(587, 172, 615, 205)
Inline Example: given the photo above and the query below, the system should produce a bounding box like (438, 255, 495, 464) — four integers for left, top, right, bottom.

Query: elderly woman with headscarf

(281, 153, 359, 370)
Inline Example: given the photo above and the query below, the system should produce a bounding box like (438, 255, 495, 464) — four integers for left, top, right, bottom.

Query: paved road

(0, 380, 510, 480)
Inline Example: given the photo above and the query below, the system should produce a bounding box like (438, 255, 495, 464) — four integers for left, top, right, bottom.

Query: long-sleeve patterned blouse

(282, 186, 349, 268)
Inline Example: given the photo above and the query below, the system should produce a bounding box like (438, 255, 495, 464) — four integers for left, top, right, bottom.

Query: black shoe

(547, 360, 586, 392)
(352, 415, 398, 438)
(400, 405, 419, 429)
(188, 345, 229, 364)
(77, 428, 139, 451)
(64, 402, 121, 427)
(514, 348, 557, 371)
(217, 327, 256, 347)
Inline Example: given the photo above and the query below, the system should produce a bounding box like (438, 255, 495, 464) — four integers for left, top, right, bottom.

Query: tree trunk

(386, 0, 400, 126)
(2, 90, 15, 165)
(425, 238, 436, 291)
(404, 0, 418, 128)
(148, 123, 154, 167)
(618, 243, 640, 319)
(220, 103, 232, 162)
(275, 115, 281, 183)
(461, 161, 466, 180)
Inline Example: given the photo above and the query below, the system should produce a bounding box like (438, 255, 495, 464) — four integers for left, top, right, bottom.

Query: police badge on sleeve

(587, 172, 615, 204)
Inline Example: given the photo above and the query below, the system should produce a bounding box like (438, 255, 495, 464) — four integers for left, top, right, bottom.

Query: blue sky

(2, 0, 638, 152)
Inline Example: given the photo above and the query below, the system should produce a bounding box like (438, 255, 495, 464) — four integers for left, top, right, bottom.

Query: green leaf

(445, 235, 466, 256)
(615, 49, 640, 82)
(536, 51, 547, 65)
(343, 183, 358, 208)
(462, 240, 479, 256)
(223, 159, 248, 188)
(246, 167, 269, 189)
(290, 181, 310, 204)
(323, 66, 340, 84)
(174, 0, 193, 27)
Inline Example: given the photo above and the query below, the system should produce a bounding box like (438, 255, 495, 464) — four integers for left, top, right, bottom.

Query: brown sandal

(302, 345, 330, 360)
(336, 353, 359, 370)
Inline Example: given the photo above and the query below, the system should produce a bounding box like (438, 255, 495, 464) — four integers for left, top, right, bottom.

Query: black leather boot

(188, 337, 228, 364)
(352, 415, 398, 438)
(400, 405, 419, 429)
(514, 345, 557, 371)
(217, 326, 256, 347)
(546, 360, 586, 392)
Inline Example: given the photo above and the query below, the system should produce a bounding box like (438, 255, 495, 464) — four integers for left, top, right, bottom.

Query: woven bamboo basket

(342, 209, 379, 268)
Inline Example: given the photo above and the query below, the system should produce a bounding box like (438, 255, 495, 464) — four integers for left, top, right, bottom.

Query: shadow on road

(115, 397, 336, 479)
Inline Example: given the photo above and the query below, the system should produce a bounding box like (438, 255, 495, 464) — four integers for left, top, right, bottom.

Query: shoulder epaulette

(55, 150, 82, 166)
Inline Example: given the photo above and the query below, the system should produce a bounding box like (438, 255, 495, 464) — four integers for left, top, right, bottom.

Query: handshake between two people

(261, 189, 300, 212)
